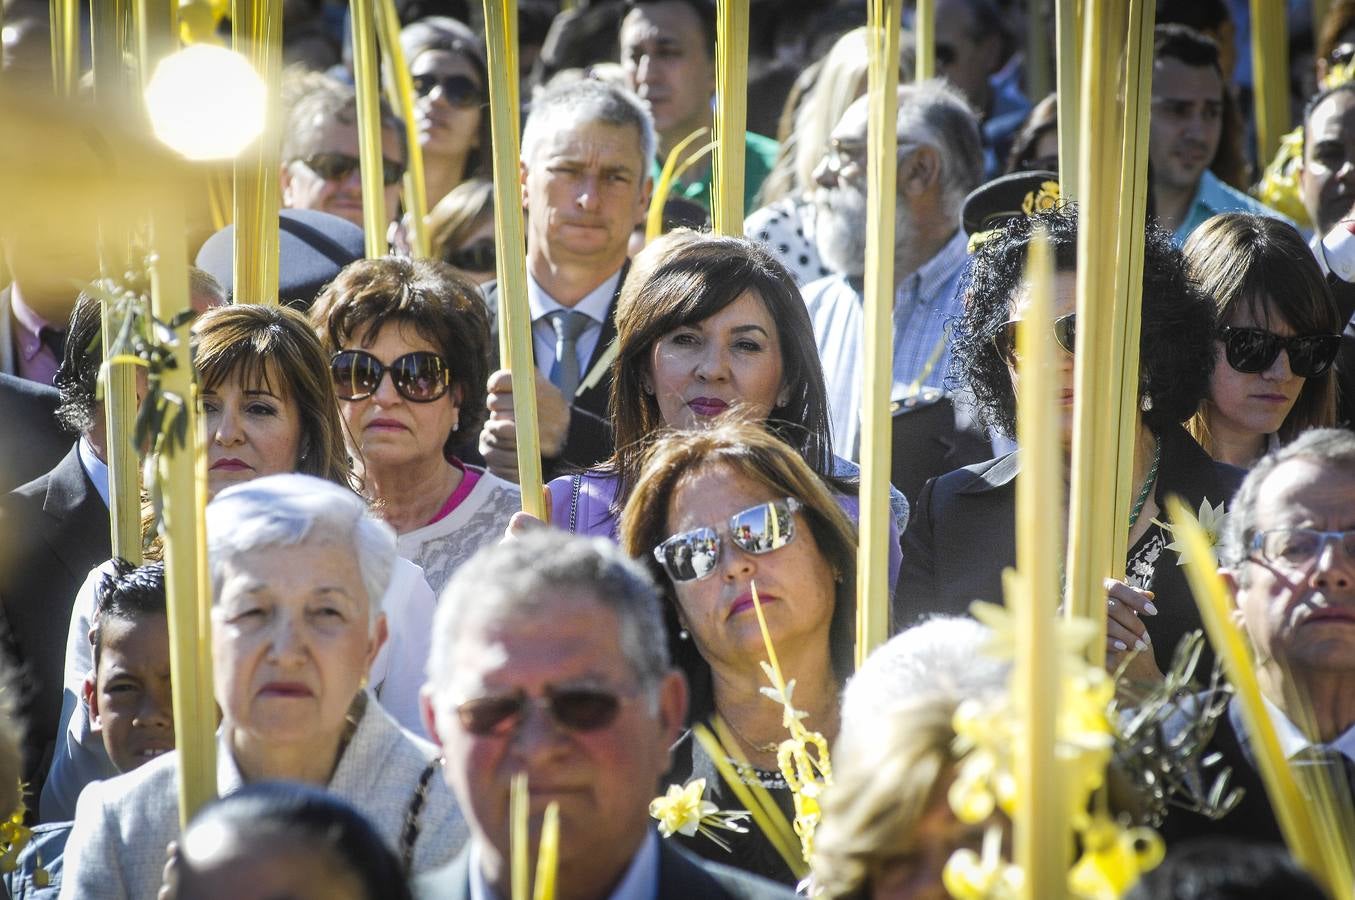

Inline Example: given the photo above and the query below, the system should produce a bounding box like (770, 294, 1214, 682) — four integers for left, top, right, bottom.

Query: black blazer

(897, 424, 1245, 671)
(481, 264, 627, 481)
(413, 837, 797, 900)
(0, 373, 71, 494)
(0, 444, 111, 795)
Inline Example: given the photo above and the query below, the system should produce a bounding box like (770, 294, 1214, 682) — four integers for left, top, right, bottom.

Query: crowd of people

(3, 0, 1355, 897)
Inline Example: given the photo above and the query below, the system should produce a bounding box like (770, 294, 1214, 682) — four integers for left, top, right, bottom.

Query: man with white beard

(801, 80, 982, 460)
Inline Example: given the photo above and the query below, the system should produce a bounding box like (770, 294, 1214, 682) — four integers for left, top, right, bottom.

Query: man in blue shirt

(1149, 24, 1292, 245)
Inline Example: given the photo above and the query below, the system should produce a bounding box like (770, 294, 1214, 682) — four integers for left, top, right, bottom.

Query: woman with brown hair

(1183, 213, 1342, 468)
(311, 257, 519, 597)
(427, 178, 495, 286)
(620, 419, 856, 887)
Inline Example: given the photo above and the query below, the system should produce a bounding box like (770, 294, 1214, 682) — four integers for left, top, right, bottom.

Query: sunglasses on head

(298, 152, 404, 187)
(412, 73, 484, 108)
(330, 349, 450, 403)
(446, 239, 496, 273)
(653, 498, 801, 584)
(1217, 326, 1341, 379)
(993, 313, 1076, 366)
(455, 686, 627, 736)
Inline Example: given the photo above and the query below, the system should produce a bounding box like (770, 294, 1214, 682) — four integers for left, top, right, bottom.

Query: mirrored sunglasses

(412, 73, 484, 108)
(455, 687, 625, 736)
(1218, 326, 1341, 379)
(330, 349, 450, 403)
(993, 312, 1076, 366)
(299, 152, 404, 187)
(653, 498, 802, 583)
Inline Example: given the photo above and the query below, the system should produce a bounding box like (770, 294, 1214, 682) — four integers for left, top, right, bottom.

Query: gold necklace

(719, 714, 781, 756)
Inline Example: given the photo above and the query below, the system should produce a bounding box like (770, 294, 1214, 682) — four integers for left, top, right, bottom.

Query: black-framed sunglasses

(298, 152, 404, 187)
(653, 498, 802, 583)
(412, 73, 484, 108)
(446, 239, 496, 273)
(330, 349, 450, 403)
(455, 686, 629, 736)
(1217, 326, 1341, 379)
(993, 313, 1076, 366)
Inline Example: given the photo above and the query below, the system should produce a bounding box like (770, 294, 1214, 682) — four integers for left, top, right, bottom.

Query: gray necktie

(548, 310, 591, 400)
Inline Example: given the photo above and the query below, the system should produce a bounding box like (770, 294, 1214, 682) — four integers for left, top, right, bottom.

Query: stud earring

(678, 628, 690, 640)
(1140, 393, 1153, 413)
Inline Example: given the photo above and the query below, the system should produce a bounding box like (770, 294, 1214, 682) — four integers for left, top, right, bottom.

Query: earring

(678, 628, 689, 640)
(1140, 393, 1153, 413)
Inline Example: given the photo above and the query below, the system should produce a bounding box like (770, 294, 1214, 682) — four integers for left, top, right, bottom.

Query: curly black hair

(948, 204, 1217, 438)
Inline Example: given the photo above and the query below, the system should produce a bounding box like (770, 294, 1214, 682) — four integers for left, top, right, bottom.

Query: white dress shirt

(468, 830, 660, 900)
(527, 269, 623, 381)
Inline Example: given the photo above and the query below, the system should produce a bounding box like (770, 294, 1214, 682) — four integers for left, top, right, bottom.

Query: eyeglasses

(821, 140, 918, 177)
(446, 239, 496, 273)
(653, 498, 802, 583)
(993, 313, 1076, 366)
(412, 73, 484, 108)
(455, 686, 630, 736)
(1250, 529, 1355, 569)
(1217, 326, 1341, 379)
(297, 152, 404, 187)
(330, 349, 450, 403)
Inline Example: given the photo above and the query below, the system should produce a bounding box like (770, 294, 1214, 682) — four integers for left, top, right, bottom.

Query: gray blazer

(60, 700, 469, 899)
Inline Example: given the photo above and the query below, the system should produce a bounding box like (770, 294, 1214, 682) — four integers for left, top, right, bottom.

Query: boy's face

(85, 614, 174, 773)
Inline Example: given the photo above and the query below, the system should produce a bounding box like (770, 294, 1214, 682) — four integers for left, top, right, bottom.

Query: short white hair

(841, 616, 1007, 730)
(520, 78, 656, 173)
(206, 474, 395, 623)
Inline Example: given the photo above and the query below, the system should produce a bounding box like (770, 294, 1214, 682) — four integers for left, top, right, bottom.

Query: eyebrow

(730, 324, 771, 337)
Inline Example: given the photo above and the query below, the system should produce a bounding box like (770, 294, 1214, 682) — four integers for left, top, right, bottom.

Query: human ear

(898, 145, 941, 198)
(84, 675, 100, 728)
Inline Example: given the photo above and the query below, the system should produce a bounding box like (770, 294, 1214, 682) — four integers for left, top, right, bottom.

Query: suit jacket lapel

(42, 444, 111, 579)
(572, 261, 627, 420)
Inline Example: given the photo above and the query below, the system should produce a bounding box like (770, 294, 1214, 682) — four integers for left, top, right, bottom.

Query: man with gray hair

(478, 79, 654, 483)
(416, 531, 793, 900)
(1160, 428, 1355, 845)
(800, 80, 983, 460)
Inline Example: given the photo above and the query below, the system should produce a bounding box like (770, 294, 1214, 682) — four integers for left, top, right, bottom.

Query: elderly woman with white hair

(60, 474, 467, 900)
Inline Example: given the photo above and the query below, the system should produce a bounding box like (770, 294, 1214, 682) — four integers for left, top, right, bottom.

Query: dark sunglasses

(412, 73, 484, 108)
(1217, 326, 1341, 379)
(299, 152, 404, 187)
(456, 686, 627, 736)
(993, 313, 1076, 366)
(330, 349, 450, 403)
(446, 239, 496, 273)
(653, 498, 801, 583)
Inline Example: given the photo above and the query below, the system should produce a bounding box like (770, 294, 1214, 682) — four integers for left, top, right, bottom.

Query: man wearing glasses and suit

(416, 531, 793, 900)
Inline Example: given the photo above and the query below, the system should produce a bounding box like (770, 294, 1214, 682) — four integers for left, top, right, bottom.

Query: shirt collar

(78, 436, 111, 509)
(9, 284, 54, 362)
(469, 831, 659, 900)
(527, 268, 624, 326)
(1258, 694, 1355, 762)
(896, 229, 969, 306)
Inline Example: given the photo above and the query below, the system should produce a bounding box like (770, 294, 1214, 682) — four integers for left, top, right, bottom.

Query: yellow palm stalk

(645, 127, 709, 241)
(1055, 0, 1081, 201)
(231, 0, 283, 302)
(532, 802, 560, 900)
(49, 0, 78, 95)
(855, 0, 902, 666)
(1250, 0, 1290, 166)
(915, 0, 935, 80)
(711, 0, 748, 235)
(350, 0, 387, 259)
(375, 0, 430, 258)
(481, 0, 545, 519)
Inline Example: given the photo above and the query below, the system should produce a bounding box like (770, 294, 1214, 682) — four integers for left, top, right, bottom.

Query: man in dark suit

(1161, 428, 1355, 846)
(417, 531, 793, 900)
(477, 78, 653, 483)
(0, 372, 70, 493)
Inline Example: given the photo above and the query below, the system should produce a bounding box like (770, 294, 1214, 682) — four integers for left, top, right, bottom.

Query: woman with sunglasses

(311, 258, 519, 598)
(400, 17, 491, 209)
(620, 420, 857, 887)
(429, 178, 496, 286)
(544, 231, 906, 587)
(900, 205, 1240, 683)
(1182, 214, 1341, 469)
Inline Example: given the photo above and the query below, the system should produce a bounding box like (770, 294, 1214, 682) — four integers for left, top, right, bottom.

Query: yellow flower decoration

(1021, 181, 1061, 216)
(1153, 497, 1228, 566)
(942, 825, 1022, 900)
(1067, 817, 1165, 900)
(649, 778, 750, 852)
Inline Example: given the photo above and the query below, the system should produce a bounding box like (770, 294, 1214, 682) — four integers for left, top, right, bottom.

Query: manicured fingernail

(1114, 640, 1128, 651)
(1134, 639, 1149, 652)
(1144, 601, 1159, 616)
(1143, 631, 1152, 644)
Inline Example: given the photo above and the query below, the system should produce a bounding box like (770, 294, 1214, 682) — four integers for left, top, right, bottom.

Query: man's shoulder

(800, 273, 857, 309)
(658, 841, 796, 900)
(1200, 172, 1297, 226)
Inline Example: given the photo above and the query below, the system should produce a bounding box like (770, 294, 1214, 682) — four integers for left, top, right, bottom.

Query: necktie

(548, 310, 591, 401)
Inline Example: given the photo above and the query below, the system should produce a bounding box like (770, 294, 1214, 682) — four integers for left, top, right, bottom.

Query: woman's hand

(479, 368, 572, 482)
(503, 509, 549, 541)
(1103, 578, 1164, 684)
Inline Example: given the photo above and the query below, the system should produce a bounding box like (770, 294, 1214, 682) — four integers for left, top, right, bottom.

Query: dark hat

(193, 209, 365, 310)
(961, 170, 1061, 250)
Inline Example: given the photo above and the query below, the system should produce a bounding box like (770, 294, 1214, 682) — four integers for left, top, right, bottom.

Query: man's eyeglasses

(412, 73, 484, 108)
(653, 498, 801, 583)
(455, 686, 631, 736)
(445, 239, 496, 273)
(820, 140, 919, 178)
(1250, 529, 1355, 568)
(993, 313, 1076, 366)
(330, 349, 451, 403)
(298, 152, 404, 187)
(1217, 326, 1341, 379)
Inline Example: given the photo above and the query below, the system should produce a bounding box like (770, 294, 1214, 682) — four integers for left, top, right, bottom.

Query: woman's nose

(213, 408, 242, 445)
(694, 347, 730, 382)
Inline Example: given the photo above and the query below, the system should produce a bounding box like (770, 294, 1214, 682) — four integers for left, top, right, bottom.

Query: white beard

(813, 183, 910, 279)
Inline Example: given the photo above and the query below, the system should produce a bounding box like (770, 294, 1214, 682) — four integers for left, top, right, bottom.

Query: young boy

(6, 559, 173, 899)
